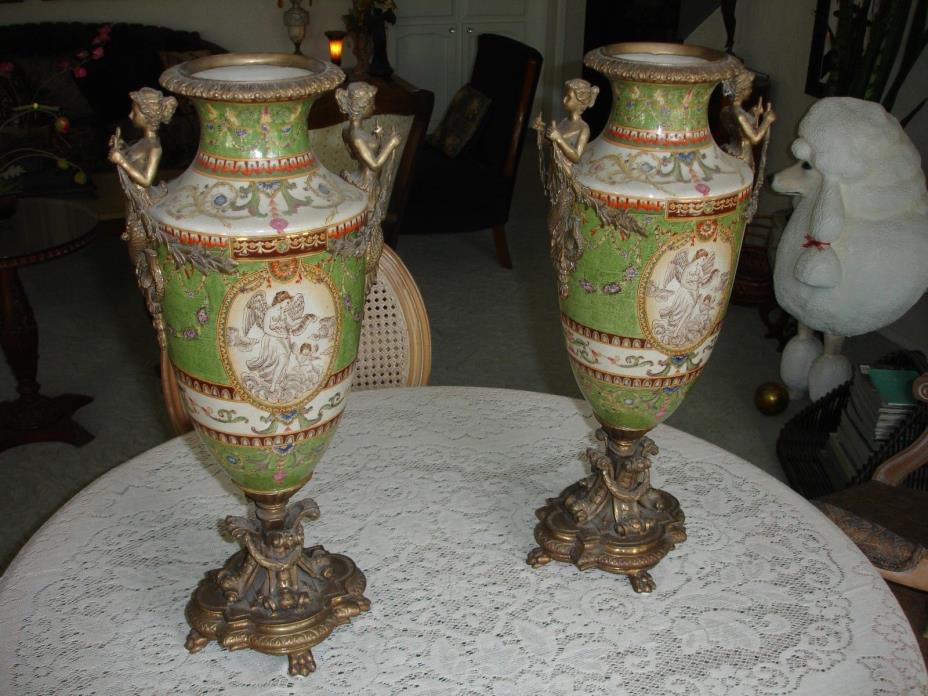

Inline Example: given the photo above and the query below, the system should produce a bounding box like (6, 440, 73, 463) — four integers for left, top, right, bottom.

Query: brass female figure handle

(108, 87, 178, 347)
(335, 81, 403, 294)
(722, 66, 776, 224)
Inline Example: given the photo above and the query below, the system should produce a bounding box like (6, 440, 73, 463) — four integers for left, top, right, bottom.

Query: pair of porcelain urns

(111, 43, 770, 676)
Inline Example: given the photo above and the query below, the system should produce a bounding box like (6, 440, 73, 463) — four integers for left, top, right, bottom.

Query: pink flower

(92, 26, 112, 45)
(72, 66, 88, 79)
(273, 470, 286, 482)
(695, 182, 710, 196)
(0, 62, 14, 75)
(270, 217, 289, 232)
(76, 50, 89, 60)
(91, 47, 104, 60)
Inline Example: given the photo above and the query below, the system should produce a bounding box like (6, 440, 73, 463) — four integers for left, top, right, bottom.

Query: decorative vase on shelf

(529, 43, 775, 592)
(109, 53, 400, 676)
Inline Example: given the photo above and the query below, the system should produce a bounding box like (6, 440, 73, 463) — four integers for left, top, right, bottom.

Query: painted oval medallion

(639, 234, 734, 356)
(218, 263, 341, 412)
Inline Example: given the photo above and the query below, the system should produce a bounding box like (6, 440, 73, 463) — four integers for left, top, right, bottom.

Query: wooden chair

(161, 246, 431, 435)
(307, 76, 434, 249)
(399, 34, 543, 269)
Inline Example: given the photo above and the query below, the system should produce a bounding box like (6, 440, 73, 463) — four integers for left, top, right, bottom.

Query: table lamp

(325, 30, 346, 66)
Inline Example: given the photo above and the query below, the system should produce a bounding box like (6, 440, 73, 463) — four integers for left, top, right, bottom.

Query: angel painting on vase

(230, 289, 336, 405)
(647, 248, 727, 348)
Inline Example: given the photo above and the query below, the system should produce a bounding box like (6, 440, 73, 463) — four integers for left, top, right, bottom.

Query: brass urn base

(184, 494, 369, 676)
(528, 429, 686, 593)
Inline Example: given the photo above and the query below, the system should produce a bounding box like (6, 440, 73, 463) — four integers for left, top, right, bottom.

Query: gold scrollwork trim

(570, 354, 704, 389)
(323, 363, 355, 389)
(160, 53, 344, 103)
(174, 366, 242, 401)
(561, 314, 654, 350)
(228, 211, 367, 260)
(585, 188, 665, 212)
(193, 411, 342, 447)
(665, 188, 749, 219)
(231, 230, 327, 260)
(194, 151, 318, 177)
(584, 42, 743, 85)
(160, 224, 228, 249)
(605, 124, 712, 148)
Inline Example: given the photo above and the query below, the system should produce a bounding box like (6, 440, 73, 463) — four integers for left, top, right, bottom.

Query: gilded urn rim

(160, 52, 345, 103)
(584, 42, 743, 84)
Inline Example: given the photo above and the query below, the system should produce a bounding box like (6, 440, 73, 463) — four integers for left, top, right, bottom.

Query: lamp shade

(325, 30, 346, 65)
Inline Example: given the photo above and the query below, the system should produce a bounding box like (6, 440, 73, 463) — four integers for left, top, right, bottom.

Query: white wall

(687, 0, 928, 186)
(688, 1, 928, 353)
(0, 0, 352, 60)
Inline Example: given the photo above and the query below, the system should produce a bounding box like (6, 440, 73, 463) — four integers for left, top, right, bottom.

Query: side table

(0, 197, 98, 450)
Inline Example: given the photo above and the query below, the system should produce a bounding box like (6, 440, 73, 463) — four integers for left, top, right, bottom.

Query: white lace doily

(1, 387, 925, 695)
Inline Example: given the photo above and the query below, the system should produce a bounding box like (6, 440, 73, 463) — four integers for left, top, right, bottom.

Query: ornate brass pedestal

(528, 429, 686, 593)
(184, 495, 370, 676)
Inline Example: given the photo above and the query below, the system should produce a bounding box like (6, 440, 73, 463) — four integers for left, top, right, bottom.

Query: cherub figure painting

(228, 288, 336, 405)
(646, 248, 728, 349)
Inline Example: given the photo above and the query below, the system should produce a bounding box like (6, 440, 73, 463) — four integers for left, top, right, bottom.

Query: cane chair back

(161, 246, 431, 435)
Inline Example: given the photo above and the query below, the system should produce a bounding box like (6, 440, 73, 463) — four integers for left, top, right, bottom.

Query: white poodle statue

(771, 97, 928, 401)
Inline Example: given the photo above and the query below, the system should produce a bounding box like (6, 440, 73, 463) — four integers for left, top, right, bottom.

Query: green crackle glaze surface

(574, 369, 692, 431)
(160, 245, 366, 385)
(560, 198, 748, 430)
(608, 81, 714, 133)
(194, 98, 316, 160)
(203, 429, 336, 492)
(560, 202, 747, 338)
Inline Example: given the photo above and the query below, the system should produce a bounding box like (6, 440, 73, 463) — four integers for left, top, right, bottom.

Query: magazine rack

(777, 350, 928, 498)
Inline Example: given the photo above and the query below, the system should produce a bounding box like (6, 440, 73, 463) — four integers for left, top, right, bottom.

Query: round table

(0, 197, 97, 450)
(1, 387, 924, 695)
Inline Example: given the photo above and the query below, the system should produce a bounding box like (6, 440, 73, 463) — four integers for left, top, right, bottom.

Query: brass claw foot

(526, 547, 552, 568)
(628, 571, 655, 594)
(529, 431, 686, 590)
(288, 650, 317, 677)
(185, 628, 211, 653)
(184, 495, 369, 677)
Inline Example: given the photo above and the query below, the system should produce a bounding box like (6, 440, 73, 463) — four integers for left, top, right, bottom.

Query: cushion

(815, 501, 927, 572)
(426, 84, 490, 159)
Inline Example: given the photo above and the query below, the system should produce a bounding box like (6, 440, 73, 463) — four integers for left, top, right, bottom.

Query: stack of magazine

(821, 364, 919, 489)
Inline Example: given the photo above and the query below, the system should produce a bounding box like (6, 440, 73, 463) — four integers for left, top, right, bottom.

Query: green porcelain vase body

(154, 55, 367, 495)
(561, 44, 754, 435)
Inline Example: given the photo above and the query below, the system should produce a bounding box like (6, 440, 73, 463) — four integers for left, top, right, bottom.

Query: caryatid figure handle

(108, 87, 178, 347)
(335, 81, 403, 294)
(722, 66, 776, 224)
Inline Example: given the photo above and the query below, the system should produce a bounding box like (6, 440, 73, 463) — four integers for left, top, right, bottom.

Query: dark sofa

(0, 22, 225, 175)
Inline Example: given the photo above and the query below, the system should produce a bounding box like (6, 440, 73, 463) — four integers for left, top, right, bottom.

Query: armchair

(399, 34, 543, 268)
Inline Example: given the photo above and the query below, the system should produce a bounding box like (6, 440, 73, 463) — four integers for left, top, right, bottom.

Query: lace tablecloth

(1, 387, 925, 695)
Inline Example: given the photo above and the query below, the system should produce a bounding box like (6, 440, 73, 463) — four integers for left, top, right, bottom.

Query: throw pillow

(426, 84, 490, 159)
(815, 501, 927, 572)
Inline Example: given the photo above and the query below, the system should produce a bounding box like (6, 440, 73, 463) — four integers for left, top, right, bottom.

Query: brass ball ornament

(754, 381, 789, 416)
